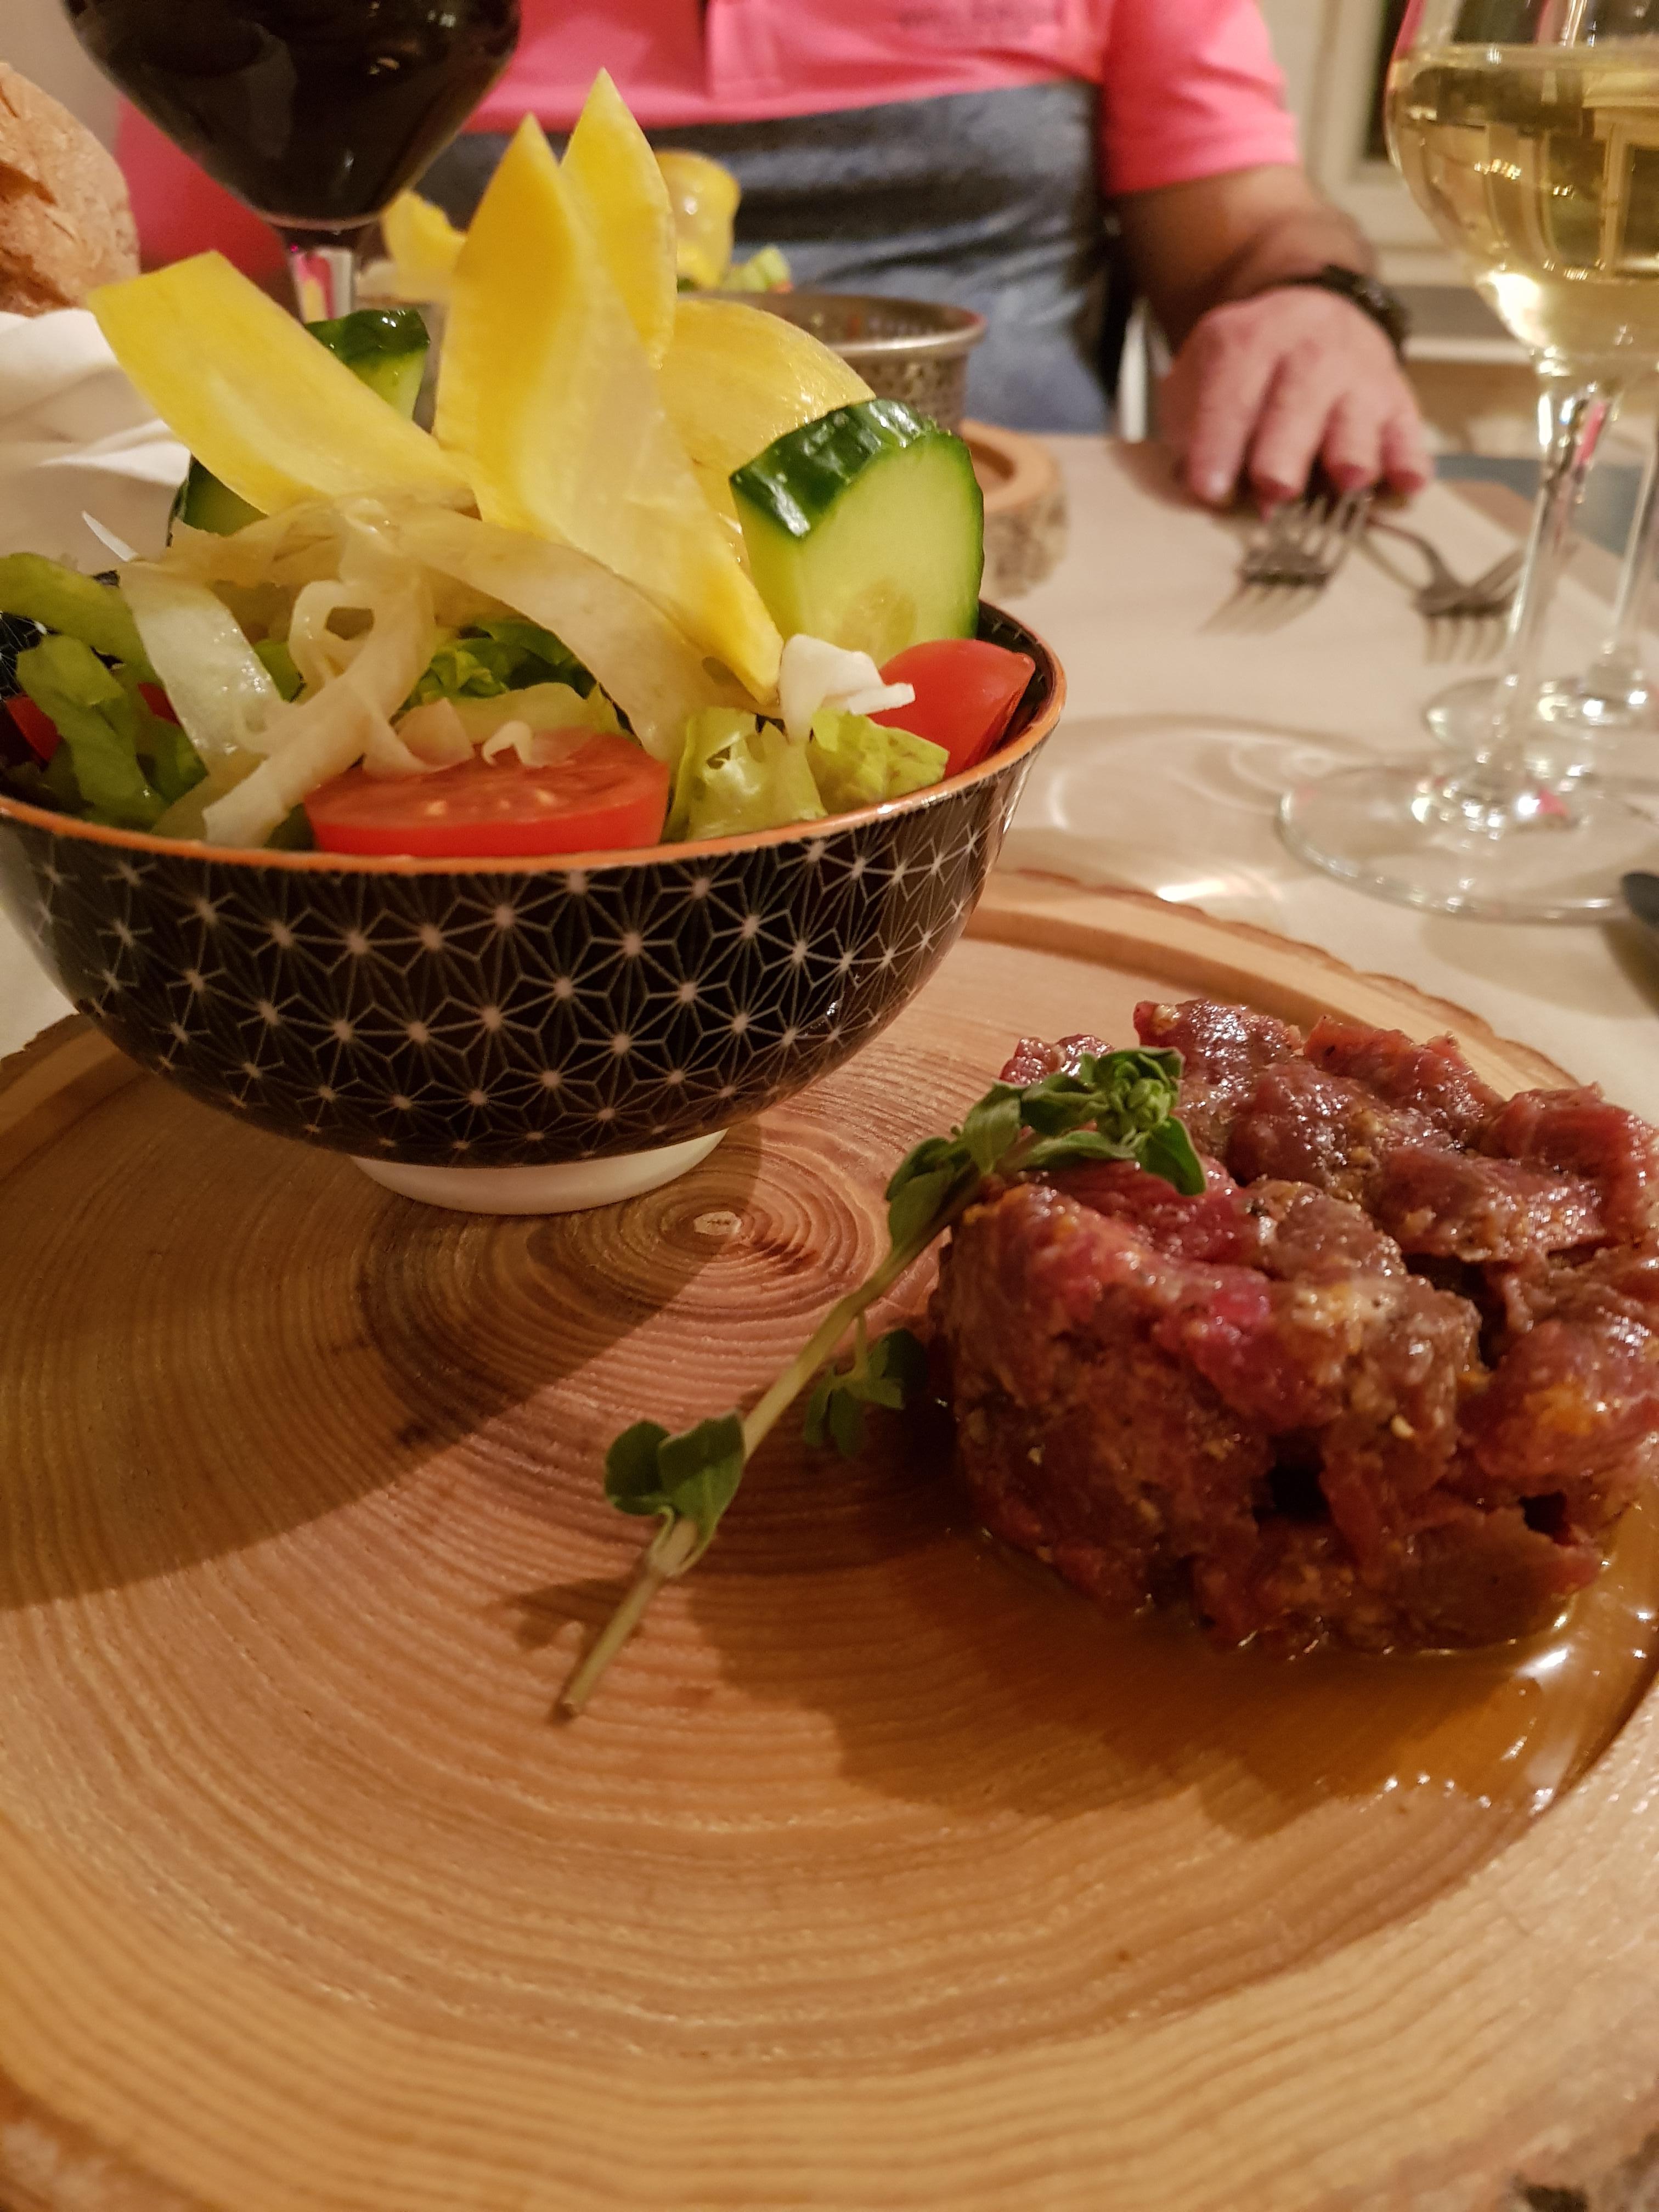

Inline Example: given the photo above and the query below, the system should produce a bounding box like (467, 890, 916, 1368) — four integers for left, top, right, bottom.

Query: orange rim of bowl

(0, 608, 1065, 878)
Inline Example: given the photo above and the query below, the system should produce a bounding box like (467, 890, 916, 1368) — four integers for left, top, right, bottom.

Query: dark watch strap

(1273, 266, 1411, 358)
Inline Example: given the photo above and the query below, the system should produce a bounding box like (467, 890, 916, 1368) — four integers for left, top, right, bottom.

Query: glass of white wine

(1280, 0, 1659, 922)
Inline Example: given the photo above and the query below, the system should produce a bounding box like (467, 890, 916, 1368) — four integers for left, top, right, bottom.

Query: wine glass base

(1278, 760, 1659, 922)
(1425, 674, 1659, 781)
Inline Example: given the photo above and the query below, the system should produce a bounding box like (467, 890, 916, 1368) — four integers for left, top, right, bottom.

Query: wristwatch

(1273, 266, 1412, 358)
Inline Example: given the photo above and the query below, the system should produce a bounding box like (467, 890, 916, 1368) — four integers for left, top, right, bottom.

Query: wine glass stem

(1592, 409, 1659, 694)
(1471, 374, 1623, 799)
(281, 228, 371, 321)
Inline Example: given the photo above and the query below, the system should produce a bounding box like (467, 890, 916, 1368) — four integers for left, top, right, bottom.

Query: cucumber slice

(730, 399, 983, 663)
(174, 462, 263, 536)
(172, 309, 432, 538)
(306, 307, 431, 418)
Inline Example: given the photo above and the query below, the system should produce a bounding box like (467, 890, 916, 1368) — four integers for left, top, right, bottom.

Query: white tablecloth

(3, 436, 1658, 1108)
(1002, 439, 1659, 1111)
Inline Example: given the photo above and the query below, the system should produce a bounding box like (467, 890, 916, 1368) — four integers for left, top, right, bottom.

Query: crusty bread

(0, 63, 138, 314)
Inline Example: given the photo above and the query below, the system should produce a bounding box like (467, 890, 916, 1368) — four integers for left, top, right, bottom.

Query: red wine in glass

(60, 0, 519, 313)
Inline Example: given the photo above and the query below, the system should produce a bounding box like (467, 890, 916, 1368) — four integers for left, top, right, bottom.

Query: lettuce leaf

(806, 707, 948, 815)
(255, 638, 303, 699)
(14, 635, 171, 828)
(115, 667, 207, 805)
(0, 553, 153, 674)
(667, 709, 825, 841)
(405, 616, 592, 707)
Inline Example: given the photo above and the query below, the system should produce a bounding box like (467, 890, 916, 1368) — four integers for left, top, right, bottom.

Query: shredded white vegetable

(381, 507, 749, 769)
(479, 721, 592, 768)
(392, 696, 476, 769)
(202, 558, 436, 847)
(120, 560, 281, 769)
(776, 633, 913, 744)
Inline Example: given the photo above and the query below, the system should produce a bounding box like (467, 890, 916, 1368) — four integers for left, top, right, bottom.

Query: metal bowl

(735, 292, 986, 431)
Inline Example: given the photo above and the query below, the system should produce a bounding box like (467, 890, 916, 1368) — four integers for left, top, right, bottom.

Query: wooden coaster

(964, 420, 1069, 600)
(2, 874, 1656, 2212)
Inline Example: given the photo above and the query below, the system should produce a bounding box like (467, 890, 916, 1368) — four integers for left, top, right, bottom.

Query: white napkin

(0, 308, 187, 571)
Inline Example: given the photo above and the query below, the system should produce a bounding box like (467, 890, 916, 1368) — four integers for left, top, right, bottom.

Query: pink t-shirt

(119, 0, 1297, 274)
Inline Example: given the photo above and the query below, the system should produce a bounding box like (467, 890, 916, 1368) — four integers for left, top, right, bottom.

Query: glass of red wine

(60, 0, 519, 317)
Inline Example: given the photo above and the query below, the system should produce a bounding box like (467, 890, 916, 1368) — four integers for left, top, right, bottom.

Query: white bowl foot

(353, 1131, 725, 1215)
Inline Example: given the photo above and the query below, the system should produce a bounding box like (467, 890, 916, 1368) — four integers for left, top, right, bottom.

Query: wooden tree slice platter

(3, 872, 1658, 2212)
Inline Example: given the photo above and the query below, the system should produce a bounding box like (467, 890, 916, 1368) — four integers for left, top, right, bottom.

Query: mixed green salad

(0, 296, 1032, 861)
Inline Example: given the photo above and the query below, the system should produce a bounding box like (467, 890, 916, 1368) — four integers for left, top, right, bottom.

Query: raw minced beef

(930, 999, 1659, 1653)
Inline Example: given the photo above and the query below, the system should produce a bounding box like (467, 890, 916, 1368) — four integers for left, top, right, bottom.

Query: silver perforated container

(736, 291, 987, 431)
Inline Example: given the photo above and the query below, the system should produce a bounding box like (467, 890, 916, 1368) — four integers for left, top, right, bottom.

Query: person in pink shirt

(117, 0, 1427, 509)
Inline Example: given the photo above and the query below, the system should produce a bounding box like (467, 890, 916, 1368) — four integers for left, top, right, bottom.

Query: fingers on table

(1175, 321, 1284, 507)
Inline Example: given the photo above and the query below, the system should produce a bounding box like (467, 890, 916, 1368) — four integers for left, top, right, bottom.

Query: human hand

(1160, 287, 1431, 510)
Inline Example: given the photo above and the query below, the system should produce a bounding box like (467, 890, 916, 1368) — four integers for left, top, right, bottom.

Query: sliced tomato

(872, 639, 1036, 777)
(4, 694, 61, 763)
(139, 682, 180, 725)
(304, 734, 671, 858)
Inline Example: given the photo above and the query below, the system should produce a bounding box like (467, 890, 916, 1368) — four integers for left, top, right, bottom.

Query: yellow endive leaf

(658, 150, 740, 291)
(436, 117, 781, 701)
(381, 190, 466, 302)
(661, 297, 872, 519)
(90, 253, 471, 514)
(561, 69, 676, 367)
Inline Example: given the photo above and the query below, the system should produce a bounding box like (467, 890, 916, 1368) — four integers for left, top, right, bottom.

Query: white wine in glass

(1393, 44, 1659, 371)
(1280, 1, 1659, 922)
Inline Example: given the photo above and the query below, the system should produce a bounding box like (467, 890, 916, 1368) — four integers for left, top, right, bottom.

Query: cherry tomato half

(305, 736, 670, 859)
(4, 694, 61, 763)
(872, 639, 1036, 777)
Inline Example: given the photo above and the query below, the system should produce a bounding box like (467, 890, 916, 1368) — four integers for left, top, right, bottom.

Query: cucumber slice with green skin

(174, 462, 263, 537)
(172, 309, 431, 538)
(730, 399, 983, 665)
(305, 307, 431, 417)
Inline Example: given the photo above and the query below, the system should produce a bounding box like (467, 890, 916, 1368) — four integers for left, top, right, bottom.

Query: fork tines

(1212, 488, 1372, 633)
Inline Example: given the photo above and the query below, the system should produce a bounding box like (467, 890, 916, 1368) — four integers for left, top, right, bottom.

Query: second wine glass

(1425, 405, 1659, 773)
(1280, 0, 1659, 922)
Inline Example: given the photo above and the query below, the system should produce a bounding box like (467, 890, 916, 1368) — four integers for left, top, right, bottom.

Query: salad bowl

(0, 606, 1060, 1211)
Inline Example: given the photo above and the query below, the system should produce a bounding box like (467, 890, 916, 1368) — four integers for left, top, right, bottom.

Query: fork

(1367, 517, 1524, 619)
(1365, 516, 1524, 661)
(1216, 489, 1372, 630)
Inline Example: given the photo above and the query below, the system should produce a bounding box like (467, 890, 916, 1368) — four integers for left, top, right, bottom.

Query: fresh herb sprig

(559, 1048, 1203, 1714)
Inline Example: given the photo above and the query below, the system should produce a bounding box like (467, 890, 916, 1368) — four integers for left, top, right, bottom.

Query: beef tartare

(933, 1000, 1659, 1654)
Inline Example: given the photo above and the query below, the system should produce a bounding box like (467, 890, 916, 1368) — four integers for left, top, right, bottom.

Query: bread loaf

(0, 63, 138, 314)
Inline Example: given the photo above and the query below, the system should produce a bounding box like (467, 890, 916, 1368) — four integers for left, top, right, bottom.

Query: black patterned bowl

(0, 607, 1062, 1212)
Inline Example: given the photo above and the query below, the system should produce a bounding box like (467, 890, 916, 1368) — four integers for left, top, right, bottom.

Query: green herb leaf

(819, 1389, 859, 1458)
(1023, 1128, 1141, 1173)
(605, 1421, 675, 1517)
(863, 1326, 928, 1408)
(1141, 1116, 1207, 1197)
(657, 1414, 747, 1556)
(885, 1135, 978, 1250)
(604, 1412, 746, 1560)
(961, 1082, 1023, 1175)
(802, 1370, 835, 1451)
(803, 1325, 928, 1459)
